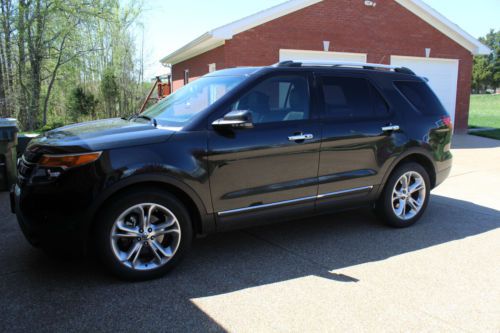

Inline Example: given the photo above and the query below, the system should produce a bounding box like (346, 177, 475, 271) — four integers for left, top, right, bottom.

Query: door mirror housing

(212, 110, 253, 129)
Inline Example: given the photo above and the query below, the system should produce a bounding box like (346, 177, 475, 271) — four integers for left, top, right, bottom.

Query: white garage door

(280, 49, 367, 63)
(391, 56, 459, 124)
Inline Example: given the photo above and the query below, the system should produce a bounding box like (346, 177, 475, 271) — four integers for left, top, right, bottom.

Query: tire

(95, 188, 193, 281)
(375, 162, 431, 228)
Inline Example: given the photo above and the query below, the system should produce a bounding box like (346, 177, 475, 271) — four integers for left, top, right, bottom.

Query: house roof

(160, 0, 491, 66)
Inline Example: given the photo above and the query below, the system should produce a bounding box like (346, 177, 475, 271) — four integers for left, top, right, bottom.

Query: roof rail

(276, 60, 415, 75)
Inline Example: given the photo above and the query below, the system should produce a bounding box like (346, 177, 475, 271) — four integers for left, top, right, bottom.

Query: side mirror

(212, 110, 253, 129)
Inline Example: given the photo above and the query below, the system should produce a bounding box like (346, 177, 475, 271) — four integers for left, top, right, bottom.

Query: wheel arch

(377, 149, 437, 197)
(86, 174, 215, 242)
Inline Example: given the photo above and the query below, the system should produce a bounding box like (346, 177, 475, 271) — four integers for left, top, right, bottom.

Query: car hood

(25, 118, 177, 157)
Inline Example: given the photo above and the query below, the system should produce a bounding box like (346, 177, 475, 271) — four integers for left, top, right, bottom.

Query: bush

(39, 121, 65, 132)
(67, 86, 99, 122)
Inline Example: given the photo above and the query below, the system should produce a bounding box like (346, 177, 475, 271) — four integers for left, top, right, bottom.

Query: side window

(371, 85, 390, 117)
(395, 81, 446, 115)
(321, 76, 389, 120)
(232, 75, 310, 124)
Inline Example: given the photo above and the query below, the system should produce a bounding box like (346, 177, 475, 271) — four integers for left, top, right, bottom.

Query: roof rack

(276, 60, 415, 75)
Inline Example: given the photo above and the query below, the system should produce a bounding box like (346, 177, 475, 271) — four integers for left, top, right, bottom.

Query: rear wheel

(96, 188, 192, 280)
(376, 162, 431, 228)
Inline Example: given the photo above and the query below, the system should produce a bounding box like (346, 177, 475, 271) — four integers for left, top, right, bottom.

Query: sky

(136, 0, 500, 78)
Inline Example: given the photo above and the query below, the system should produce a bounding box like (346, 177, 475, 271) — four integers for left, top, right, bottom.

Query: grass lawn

(470, 129, 500, 140)
(469, 94, 500, 129)
(468, 94, 500, 140)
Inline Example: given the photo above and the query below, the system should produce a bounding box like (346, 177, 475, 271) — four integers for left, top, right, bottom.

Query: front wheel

(376, 162, 431, 228)
(96, 189, 193, 281)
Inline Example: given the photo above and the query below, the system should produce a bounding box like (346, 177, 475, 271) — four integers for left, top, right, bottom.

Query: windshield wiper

(128, 114, 158, 127)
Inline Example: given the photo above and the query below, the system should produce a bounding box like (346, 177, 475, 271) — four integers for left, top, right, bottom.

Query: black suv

(11, 61, 453, 280)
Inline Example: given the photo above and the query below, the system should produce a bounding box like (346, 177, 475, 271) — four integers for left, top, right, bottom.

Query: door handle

(381, 125, 400, 132)
(288, 133, 314, 141)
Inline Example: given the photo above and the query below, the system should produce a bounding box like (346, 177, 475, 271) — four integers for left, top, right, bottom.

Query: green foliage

(100, 68, 119, 117)
(469, 94, 500, 129)
(473, 29, 500, 92)
(470, 129, 500, 140)
(39, 121, 65, 132)
(0, 0, 148, 130)
(67, 87, 98, 122)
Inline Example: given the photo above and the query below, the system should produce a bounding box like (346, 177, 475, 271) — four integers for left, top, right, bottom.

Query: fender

(375, 146, 437, 197)
(85, 172, 216, 234)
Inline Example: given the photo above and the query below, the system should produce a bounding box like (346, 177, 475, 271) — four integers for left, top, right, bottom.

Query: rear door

(207, 72, 322, 228)
(315, 71, 404, 210)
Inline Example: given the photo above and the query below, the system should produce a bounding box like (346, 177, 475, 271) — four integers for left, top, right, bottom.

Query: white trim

(161, 0, 321, 65)
(212, 0, 322, 39)
(161, 34, 225, 66)
(280, 49, 367, 62)
(390, 54, 460, 63)
(395, 0, 491, 55)
(161, 0, 490, 65)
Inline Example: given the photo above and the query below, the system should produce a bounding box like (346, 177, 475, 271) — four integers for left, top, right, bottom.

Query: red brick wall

(172, 0, 474, 132)
(171, 45, 225, 91)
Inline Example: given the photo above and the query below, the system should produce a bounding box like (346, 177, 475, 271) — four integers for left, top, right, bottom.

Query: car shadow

(452, 134, 500, 149)
(0, 194, 498, 331)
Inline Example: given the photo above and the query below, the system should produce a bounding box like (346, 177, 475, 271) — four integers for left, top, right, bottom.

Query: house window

(184, 70, 189, 85)
(208, 63, 217, 73)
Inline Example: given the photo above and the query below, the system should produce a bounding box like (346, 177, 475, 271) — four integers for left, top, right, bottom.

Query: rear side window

(321, 76, 390, 120)
(395, 81, 446, 116)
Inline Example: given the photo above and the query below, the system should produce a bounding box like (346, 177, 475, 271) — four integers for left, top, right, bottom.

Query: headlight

(38, 152, 102, 169)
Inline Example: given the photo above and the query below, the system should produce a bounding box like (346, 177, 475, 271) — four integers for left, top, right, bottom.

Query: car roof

(205, 63, 420, 81)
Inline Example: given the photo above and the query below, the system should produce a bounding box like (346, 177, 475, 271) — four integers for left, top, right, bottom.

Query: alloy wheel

(391, 171, 426, 221)
(110, 203, 181, 271)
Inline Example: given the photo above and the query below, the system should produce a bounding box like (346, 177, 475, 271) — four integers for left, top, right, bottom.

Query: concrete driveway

(0, 135, 499, 332)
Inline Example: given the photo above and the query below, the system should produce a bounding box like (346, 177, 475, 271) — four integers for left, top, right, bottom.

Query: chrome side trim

(218, 195, 316, 216)
(218, 186, 374, 216)
(317, 186, 374, 199)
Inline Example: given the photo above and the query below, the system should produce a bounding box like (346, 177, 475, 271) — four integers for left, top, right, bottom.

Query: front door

(208, 72, 321, 228)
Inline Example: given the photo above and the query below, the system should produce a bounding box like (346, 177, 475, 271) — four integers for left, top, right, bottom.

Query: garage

(279, 49, 367, 63)
(391, 56, 459, 124)
(161, 0, 490, 132)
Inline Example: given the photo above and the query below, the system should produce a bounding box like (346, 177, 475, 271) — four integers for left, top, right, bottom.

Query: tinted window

(371, 85, 390, 117)
(395, 81, 446, 115)
(232, 75, 310, 124)
(321, 76, 389, 120)
(143, 76, 244, 127)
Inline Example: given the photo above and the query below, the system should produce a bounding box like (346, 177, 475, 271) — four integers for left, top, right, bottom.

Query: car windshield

(142, 76, 245, 128)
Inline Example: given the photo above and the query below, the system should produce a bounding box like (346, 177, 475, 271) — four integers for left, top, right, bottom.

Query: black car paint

(12, 66, 453, 253)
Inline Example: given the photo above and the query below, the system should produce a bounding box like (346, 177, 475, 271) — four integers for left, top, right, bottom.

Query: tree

(0, 0, 147, 130)
(473, 29, 500, 93)
(473, 56, 493, 93)
(67, 86, 98, 122)
(100, 67, 118, 118)
(0, 0, 15, 117)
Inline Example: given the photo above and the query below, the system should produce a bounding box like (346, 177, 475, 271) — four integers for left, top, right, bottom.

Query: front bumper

(9, 185, 16, 214)
(11, 183, 90, 255)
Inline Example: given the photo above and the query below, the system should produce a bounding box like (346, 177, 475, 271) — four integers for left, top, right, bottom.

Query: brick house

(160, 0, 490, 132)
